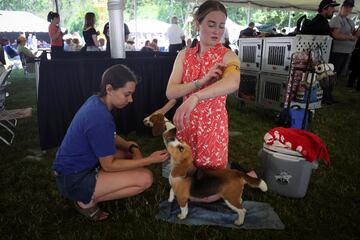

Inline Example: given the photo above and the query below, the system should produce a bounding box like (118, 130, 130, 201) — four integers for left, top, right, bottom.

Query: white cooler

(260, 144, 318, 198)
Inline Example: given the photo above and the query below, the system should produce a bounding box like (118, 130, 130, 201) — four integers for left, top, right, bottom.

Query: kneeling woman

(53, 64, 169, 221)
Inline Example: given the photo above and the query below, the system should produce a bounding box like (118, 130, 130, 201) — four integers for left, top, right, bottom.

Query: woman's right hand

(148, 150, 169, 164)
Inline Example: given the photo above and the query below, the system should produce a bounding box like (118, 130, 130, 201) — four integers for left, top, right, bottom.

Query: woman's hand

(148, 150, 169, 163)
(199, 62, 226, 86)
(173, 94, 199, 130)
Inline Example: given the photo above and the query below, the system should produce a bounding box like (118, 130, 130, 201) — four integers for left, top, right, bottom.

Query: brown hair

(194, 0, 227, 24)
(84, 12, 96, 30)
(99, 64, 137, 97)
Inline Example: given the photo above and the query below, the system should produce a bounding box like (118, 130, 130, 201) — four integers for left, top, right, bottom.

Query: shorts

(55, 167, 98, 204)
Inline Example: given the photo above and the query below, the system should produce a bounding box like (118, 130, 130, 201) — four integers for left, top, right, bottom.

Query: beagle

(166, 139, 268, 226)
(143, 113, 177, 147)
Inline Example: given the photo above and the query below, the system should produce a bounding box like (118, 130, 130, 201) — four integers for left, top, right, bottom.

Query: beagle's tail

(243, 174, 268, 192)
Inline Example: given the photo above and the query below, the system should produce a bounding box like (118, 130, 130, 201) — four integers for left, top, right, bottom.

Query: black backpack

(297, 15, 313, 34)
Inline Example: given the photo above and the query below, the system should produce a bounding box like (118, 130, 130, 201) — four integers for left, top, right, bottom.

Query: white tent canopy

(127, 19, 170, 34)
(221, 0, 360, 13)
(0, 11, 49, 32)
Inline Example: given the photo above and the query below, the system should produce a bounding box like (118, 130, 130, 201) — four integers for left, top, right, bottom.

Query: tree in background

(0, 0, 327, 37)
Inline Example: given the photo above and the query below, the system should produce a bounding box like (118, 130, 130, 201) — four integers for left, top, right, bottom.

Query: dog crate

(258, 73, 288, 111)
(261, 35, 332, 75)
(238, 38, 263, 71)
(237, 70, 260, 105)
(261, 37, 293, 75)
(292, 35, 332, 63)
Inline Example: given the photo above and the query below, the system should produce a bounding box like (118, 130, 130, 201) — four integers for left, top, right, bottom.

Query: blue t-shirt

(53, 95, 116, 175)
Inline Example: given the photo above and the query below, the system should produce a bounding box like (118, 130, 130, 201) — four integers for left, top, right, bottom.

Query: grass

(0, 70, 359, 240)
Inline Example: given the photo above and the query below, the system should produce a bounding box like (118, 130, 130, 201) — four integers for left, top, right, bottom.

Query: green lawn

(0, 70, 359, 240)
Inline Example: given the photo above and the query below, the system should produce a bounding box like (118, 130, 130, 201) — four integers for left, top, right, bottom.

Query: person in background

(167, 16, 185, 53)
(307, 0, 339, 35)
(103, 22, 130, 53)
(53, 64, 169, 221)
(98, 37, 106, 51)
(63, 35, 73, 52)
(125, 38, 136, 51)
(186, 38, 192, 48)
(48, 11, 65, 58)
(304, 0, 340, 104)
(239, 22, 257, 38)
(2, 38, 19, 60)
(166, 0, 242, 202)
(151, 39, 160, 51)
(140, 40, 154, 52)
(83, 12, 100, 51)
(329, 0, 360, 90)
(16, 36, 36, 62)
(72, 38, 83, 51)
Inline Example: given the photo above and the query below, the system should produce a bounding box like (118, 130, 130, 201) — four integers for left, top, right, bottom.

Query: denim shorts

(55, 167, 98, 204)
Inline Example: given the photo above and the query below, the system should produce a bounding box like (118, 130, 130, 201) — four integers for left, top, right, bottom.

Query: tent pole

(108, 0, 125, 58)
(246, 2, 251, 25)
(288, 11, 292, 29)
(54, 0, 59, 14)
(134, 0, 138, 50)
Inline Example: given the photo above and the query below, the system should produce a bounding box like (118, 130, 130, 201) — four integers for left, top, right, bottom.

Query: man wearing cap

(308, 0, 340, 35)
(329, 0, 359, 88)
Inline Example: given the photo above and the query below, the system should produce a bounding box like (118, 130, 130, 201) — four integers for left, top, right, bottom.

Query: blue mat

(156, 200, 285, 229)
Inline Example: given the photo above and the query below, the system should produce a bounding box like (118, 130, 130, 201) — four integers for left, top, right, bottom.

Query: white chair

(0, 69, 32, 146)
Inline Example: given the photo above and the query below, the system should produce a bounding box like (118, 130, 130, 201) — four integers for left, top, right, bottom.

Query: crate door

(237, 71, 259, 103)
(259, 74, 287, 111)
(262, 40, 292, 75)
(239, 40, 262, 71)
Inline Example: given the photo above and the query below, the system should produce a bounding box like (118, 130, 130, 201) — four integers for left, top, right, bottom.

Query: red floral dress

(176, 43, 230, 169)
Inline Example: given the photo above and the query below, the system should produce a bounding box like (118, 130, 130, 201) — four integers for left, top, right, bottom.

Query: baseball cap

(319, 0, 340, 10)
(342, 0, 354, 7)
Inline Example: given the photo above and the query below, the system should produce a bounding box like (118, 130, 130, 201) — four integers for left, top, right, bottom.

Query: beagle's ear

(171, 160, 189, 178)
(152, 122, 166, 136)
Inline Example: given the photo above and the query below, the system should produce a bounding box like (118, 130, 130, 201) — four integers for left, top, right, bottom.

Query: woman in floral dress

(166, 0, 240, 170)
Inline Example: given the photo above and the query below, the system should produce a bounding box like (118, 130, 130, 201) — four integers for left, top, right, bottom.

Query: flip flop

(73, 202, 109, 221)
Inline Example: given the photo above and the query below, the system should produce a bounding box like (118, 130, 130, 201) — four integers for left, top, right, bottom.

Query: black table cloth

(38, 56, 176, 150)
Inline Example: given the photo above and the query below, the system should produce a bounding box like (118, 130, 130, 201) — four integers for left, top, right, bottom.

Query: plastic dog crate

(260, 145, 318, 198)
(292, 35, 332, 63)
(262, 37, 293, 75)
(258, 73, 288, 111)
(261, 35, 332, 75)
(238, 38, 263, 71)
(237, 70, 260, 104)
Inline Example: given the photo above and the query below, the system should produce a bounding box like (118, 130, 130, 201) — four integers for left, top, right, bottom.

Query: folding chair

(0, 69, 31, 146)
(19, 54, 35, 78)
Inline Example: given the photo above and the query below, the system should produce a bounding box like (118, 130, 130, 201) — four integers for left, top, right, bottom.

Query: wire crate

(238, 38, 263, 71)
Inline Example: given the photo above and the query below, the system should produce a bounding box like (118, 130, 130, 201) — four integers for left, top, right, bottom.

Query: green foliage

(0, 0, 52, 20)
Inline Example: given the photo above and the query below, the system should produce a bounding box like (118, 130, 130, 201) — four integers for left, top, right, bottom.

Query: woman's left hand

(173, 94, 199, 130)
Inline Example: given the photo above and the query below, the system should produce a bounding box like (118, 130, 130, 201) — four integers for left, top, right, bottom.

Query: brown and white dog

(166, 139, 268, 226)
(143, 113, 177, 147)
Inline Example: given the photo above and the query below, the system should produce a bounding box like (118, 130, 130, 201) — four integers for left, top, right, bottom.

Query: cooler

(260, 144, 318, 198)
